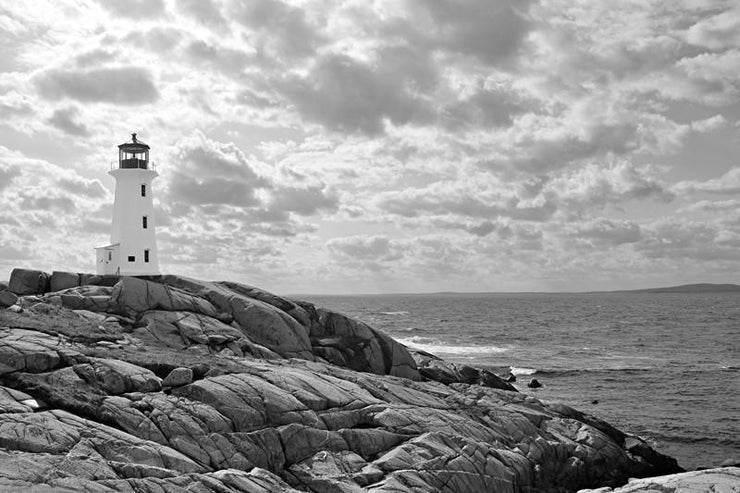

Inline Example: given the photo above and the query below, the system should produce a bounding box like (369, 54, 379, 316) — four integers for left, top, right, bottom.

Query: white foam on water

(397, 336, 509, 355)
(379, 311, 410, 315)
(510, 367, 538, 376)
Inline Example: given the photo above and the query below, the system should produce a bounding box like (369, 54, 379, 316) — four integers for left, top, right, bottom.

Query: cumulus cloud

(568, 218, 642, 246)
(690, 114, 728, 133)
(47, 107, 89, 136)
(97, 0, 165, 18)
(35, 67, 159, 104)
(185, 40, 252, 75)
(545, 160, 672, 210)
(0, 163, 20, 192)
(685, 5, 740, 50)
(409, 0, 535, 64)
(177, 0, 228, 29)
(501, 121, 640, 173)
(231, 0, 324, 59)
(673, 166, 740, 195)
(327, 236, 400, 262)
(280, 54, 434, 135)
(269, 185, 338, 216)
(636, 220, 740, 261)
(168, 132, 268, 207)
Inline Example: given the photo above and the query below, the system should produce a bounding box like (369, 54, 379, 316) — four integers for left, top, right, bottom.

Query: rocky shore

(0, 267, 731, 492)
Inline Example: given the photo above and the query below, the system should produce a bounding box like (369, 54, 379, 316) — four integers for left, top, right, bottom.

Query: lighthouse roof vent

(118, 132, 150, 151)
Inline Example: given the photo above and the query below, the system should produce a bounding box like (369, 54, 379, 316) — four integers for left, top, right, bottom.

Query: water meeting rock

(0, 271, 689, 492)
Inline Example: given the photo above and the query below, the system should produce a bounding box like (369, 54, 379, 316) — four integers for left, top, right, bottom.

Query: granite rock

(0, 273, 687, 493)
(577, 466, 740, 492)
(8, 268, 49, 295)
(0, 290, 18, 308)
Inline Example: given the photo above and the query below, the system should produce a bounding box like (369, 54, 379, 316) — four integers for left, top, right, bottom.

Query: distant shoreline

(293, 283, 740, 297)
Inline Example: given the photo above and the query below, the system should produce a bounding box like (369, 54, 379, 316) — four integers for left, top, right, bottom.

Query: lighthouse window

(144, 249, 150, 263)
(141, 184, 146, 197)
(128, 256, 135, 262)
(142, 216, 148, 229)
(108, 251, 112, 261)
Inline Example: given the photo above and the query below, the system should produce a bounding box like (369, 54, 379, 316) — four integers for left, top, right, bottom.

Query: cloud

(231, 0, 324, 59)
(185, 40, 252, 76)
(501, 121, 641, 173)
(673, 166, 740, 195)
(177, 0, 228, 29)
(0, 163, 21, 192)
(168, 132, 268, 207)
(35, 67, 159, 104)
(375, 180, 555, 223)
(409, 0, 535, 64)
(47, 107, 89, 136)
(568, 218, 642, 246)
(442, 85, 524, 129)
(280, 54, 434, 135)
(97, 0, 165, 18)
(57, 176, 107, 199)
(635, 220, 740, 261)
(546, 160, 672, 211)
(690, 114, 728, 133)
(685, 5, 740, 50)
(269, 185, 338, 216)
(327, 235, 399, 262)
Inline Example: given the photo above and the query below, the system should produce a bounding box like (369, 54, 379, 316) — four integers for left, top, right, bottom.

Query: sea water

(301, 292, 740, 470)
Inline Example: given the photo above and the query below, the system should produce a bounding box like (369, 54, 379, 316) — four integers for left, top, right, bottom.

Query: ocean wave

(510, 367, 538, 376)
(397, 336, 509, 355)
(533, 367, 655, 377)
(379, 311, 409, 315)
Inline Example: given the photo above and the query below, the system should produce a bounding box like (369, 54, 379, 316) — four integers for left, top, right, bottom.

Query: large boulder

(313, 309, 420, 380)
(109, 277, 223, 319)
(157, 276, 314, 360)
(8, 268, 49, 295)
(50, 271, 81, 292)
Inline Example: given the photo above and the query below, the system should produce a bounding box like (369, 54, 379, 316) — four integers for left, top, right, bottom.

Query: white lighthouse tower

(95, 133, 160, 275)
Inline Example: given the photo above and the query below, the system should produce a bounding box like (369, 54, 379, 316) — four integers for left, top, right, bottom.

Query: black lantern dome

(118, 133, 150, 169)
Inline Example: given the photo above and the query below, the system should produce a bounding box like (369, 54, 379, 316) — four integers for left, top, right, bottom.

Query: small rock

(505, 374, 517, 382)
(592, 400, 599, 404)
(0, 290, 18, 308)
(528, 378, 543, 388)
(162, 367, 193, 387)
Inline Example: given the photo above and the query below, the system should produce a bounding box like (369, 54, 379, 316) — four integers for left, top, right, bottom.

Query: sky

(1, 0, 740, 295)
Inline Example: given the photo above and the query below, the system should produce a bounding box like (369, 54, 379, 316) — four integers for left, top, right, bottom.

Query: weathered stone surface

(314, 308, 420, 380)
(75, 358, 162, 394)
(0, 328, 64, 374)
(414, 350, 517, 391)
(110, 277, 222, 319)
(0, 273, 686, 493)
(578, 467, 740, 492)
(50, 271, 81, 292)
(0, 386, 39, 413)
(162, 367, 193, 387)
(0, 290, 18, 308)
(8, 268, 49, 295)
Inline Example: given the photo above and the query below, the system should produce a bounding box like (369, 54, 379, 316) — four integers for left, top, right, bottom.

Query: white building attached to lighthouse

(95, 133, 160, 275)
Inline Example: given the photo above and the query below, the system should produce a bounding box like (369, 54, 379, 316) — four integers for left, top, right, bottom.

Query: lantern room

(118, 133, 150, 169)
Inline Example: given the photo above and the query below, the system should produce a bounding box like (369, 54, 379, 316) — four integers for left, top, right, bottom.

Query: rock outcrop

(578, 467, 740, 492)
(0, 270, 686, 492)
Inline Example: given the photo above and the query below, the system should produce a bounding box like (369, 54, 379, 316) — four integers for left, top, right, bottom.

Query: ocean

(300, 291, 740, 471)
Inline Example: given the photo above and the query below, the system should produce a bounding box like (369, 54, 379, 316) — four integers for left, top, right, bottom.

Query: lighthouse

(95, 133, 160, 275)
